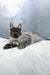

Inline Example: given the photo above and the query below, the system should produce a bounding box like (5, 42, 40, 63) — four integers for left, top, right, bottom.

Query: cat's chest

(9, 36, 18, 43)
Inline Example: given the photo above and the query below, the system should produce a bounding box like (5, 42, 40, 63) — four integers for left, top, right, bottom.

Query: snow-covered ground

(0, 38, 50, 75)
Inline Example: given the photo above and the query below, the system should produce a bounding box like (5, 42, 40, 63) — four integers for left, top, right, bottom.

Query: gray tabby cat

(3, 23, 50, 49)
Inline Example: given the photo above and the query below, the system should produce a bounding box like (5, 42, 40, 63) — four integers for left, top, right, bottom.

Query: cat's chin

(13, 36, 19, 38)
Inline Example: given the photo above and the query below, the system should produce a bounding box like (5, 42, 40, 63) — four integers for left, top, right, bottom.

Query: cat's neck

(9, 36, 18, 43)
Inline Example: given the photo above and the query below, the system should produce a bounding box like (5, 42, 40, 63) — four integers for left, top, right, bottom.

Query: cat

(3, 23, 50, 49)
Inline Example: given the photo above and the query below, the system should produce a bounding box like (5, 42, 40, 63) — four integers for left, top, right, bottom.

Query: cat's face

(10, 23, 22, 38)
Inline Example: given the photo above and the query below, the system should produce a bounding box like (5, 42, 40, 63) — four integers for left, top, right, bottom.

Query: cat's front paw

(3, 43, 12, 49)
(3, 43, 18, 49)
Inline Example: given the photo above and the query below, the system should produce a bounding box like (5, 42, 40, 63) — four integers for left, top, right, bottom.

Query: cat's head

(10, 23, 22, 38)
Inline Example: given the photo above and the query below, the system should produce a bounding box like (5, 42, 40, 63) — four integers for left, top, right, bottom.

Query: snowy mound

(0, 37, 50, 75)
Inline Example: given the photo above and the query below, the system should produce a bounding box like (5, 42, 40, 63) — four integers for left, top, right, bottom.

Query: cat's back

(22, 31, 43, 43)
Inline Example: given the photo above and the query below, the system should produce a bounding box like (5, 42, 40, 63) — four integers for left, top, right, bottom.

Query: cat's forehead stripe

(11, 28, 20, 31)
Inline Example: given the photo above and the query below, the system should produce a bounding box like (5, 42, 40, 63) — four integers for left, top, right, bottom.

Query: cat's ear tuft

(18, 23, 21, 29)
(10, 23, 14, 29)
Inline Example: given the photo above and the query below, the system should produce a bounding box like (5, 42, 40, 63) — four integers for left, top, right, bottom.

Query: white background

(0, 0, 50, 38)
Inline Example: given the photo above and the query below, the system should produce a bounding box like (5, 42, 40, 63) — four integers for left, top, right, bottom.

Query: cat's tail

(43, 37, 50, 40)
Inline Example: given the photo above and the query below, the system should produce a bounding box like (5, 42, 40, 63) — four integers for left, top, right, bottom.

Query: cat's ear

(10, 23, 14, 29)
(18, 23, 21, 29)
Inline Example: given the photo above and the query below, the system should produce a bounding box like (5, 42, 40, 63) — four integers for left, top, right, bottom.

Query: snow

(0, 37, 50, 75)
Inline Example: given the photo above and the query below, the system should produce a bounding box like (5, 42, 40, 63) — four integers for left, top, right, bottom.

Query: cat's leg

(18, 42, 26, 49)
(3, 43, 17, 49)
(17, 37, 31, 49)
(3, 43, 13, 49)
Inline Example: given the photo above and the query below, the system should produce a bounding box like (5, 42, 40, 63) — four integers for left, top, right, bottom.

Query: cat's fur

(3, 23, 50, 49)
